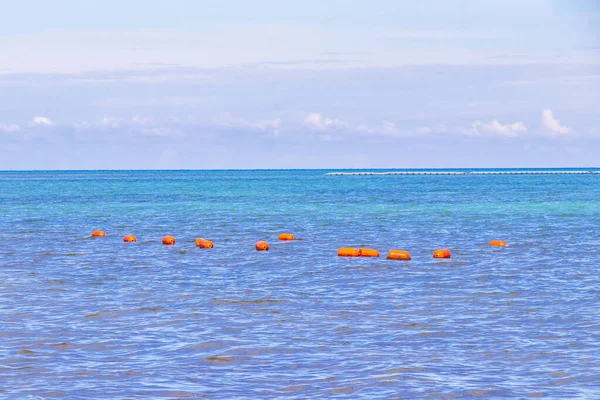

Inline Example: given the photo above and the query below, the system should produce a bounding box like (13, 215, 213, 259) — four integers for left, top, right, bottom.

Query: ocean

(1, 169, 599, 398)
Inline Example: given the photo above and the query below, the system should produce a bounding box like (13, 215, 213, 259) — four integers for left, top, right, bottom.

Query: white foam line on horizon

(325, 170, 597, 176)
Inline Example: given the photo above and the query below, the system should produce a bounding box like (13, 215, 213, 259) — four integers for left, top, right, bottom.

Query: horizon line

(1, 167, 599, 173)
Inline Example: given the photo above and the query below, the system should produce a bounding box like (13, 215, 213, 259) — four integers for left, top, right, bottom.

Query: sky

(0, 0, 599, 169)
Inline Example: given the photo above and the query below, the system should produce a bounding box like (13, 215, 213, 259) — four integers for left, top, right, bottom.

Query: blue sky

(0, 0, 598, 169)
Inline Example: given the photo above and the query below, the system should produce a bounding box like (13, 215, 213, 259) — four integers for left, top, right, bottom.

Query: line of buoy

(326, 170, 597, 176)
(338, 247, 452, 259)
(93, 230, 507, 259)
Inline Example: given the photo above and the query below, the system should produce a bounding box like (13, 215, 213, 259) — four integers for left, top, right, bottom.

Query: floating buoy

(489, 240, 507, 247)
(387, 249, 411, 260)
(123, 234, 137, 242)
(162, 236, 176, 245)
(338, 248, 360, 257)
(358, 248, 380, 257)
(255, 241, 269, 251)
(196, 238, 214, 248)
(278, 233, 295, 241)
(433, 248, 451, 258)
(91, 230, 106, 237)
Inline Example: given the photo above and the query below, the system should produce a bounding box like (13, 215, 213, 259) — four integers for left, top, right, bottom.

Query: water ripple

(0, 170, 599, 398)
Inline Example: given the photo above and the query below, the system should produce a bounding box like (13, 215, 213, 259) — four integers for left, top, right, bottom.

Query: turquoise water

(1, 169, 600, 398)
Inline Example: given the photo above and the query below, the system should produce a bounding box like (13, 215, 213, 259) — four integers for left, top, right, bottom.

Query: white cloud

(357, 121, 403, 137)
(460, 119, 527, 137)
(69, 113, 280, 137)
(318, 134, 344, 142)
(75, 115, 154, 129)
(358, 122, 451, 138)
(303, 113, 347, 131)
(216, 113, 281, 134)
(131, 115, 153, 125)
(305, 115, 448, 139)
(140, 127, 180, 137)
(3, 27, 596, 76)
(389, 29, 506, 40)
(74, 116, 121, 129)
(253, 118, 281, 132)
(0, 123, 21, 133)
(100, 117, 120, 128)
(73, 116, 184, 138)
(541, 109, 572, 135)
(32, 116, 53, 126)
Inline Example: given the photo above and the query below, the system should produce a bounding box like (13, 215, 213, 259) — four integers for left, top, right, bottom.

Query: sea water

(1, 169, 599, 398)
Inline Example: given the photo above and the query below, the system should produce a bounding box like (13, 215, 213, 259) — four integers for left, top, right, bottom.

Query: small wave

(49, 342, 74, 348)
(213, 298, 283, 305)
(137, 307, 168, 312)
(84, 310, 118, 318)
(189, 341, 230, 351)
(204, 355, 246, 363)
(17, 349, 38, 355)
(84, 307, 167, 318)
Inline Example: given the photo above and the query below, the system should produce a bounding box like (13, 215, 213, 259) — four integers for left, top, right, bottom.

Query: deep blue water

(1, 169, 599, 399)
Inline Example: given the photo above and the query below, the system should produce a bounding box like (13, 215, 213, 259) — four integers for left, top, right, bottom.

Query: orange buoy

(433, 248, 451, 258)
(162, 235, 176, 245)
(196, 238, 214, 248)
(387, 249, 411, 260)
(91, 230, 106, 237)
(489, 240, 507, 247)
(278, 233, 295, 241)
(338, 248, 360, 257)
(255, 241, 269, 251)
(123, 234, 137, 242)
(358, 248, 380, 257)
